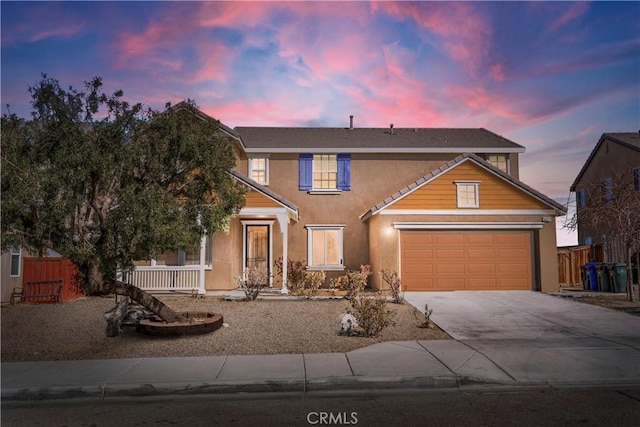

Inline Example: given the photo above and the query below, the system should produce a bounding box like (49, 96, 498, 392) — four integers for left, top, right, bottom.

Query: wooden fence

(557, 245, 602, 286)
(22, 257, 85, 302)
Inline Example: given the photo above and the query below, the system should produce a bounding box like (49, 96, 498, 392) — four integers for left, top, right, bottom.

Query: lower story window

(10, 245, 21, 277)
(306, 225, 344, 269)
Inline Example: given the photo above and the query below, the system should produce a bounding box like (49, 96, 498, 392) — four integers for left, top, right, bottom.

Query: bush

(334, 265, 372, 297)
(346, 295, 396, 337)
(380, 269, 403, 304)
(303, 270, 326, 299)
(234, 266, 269, 301)
(274, 258, 307, 293)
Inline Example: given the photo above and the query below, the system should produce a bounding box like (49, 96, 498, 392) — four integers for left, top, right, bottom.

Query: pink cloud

(30, 23, 85, 42)
(549, 2, 589, 32)
(372, 2, 493, 77)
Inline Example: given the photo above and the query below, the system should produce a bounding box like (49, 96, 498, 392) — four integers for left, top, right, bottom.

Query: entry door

(245, 225, 270, 272)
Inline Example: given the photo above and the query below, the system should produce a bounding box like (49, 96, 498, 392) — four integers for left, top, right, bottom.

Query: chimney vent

(349, 115, 354, 130)
(390, 123, 394, 135)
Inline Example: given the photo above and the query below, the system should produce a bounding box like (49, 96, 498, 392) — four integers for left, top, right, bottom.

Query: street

(3, 386, 640, 427)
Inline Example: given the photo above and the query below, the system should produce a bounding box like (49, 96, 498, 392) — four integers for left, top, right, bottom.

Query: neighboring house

(570, 132, 640, 262)
(128, 104, 566, 294)
(0, 246, 23, 303)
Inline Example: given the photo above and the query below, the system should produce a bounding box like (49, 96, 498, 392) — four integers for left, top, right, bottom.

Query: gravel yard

(1, 296, 450, 362)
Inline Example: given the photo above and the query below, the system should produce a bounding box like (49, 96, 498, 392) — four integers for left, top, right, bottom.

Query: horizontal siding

(243, 190, 280, 208)
(392, 161, 549, 210)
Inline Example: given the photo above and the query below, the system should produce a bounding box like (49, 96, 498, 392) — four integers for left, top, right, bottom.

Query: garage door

(401, 231, 532, 291)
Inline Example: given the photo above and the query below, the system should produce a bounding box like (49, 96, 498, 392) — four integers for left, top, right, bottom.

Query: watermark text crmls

(307, 412, 358, 425)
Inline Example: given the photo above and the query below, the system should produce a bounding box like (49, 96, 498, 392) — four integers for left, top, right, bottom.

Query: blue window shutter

(634, 168, 640, 191)
(337, 154, 351, 191)
(299, 154, 312, 190)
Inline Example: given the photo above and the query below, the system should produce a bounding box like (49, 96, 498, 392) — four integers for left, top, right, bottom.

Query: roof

(234, 127, 526, 154)
(168, 101, 241, 141)
(570, 132, 640, 191)
(360, 152, 567, 221)
(227, 169, 299, 221)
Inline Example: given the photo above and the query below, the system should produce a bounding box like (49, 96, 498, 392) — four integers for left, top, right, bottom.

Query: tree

(1, 75, 246, 324)
(566, 169, 640, 301)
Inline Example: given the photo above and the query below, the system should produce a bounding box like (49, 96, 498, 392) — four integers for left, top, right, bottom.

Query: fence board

(22, 258, 84, 302)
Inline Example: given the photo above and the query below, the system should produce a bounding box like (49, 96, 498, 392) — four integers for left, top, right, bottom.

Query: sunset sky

(2, 1, 639, 245)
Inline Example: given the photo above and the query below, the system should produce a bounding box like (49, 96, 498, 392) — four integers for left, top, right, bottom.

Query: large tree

(566, 169, 640, 301)
(1, 75, 246, 322)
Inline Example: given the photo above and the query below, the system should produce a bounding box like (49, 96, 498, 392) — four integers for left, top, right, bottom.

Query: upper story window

(576, 188, 586, 209)
(299, 154, 351, 192)
(634, 167, 639, 191)
(10, 245, 21, 277)
(601, 177, 613, 203)
(313, 154, 337, 190)
(486, 154, 509, 173)
(455, 181, 480, 208)
(306, 225, 344, 270)
(248, 157, 269, 185)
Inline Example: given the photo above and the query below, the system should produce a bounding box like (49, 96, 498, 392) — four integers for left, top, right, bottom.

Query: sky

(2, 1, 639, 246)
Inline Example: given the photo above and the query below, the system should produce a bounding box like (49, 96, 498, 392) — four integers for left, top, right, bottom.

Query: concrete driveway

(404, 291, 640, 346)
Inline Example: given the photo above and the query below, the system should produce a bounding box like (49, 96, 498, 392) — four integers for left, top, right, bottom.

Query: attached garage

(400, 230, 533, 291)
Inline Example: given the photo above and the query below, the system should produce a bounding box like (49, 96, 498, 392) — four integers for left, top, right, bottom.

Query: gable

(391, 160, 550, 211)
(244, 190, 281, 208)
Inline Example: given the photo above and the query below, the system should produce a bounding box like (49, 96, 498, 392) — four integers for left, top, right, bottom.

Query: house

(569, 132, 640, 262)
(0, 247, 23, 303)
(127, 106, 566, 294)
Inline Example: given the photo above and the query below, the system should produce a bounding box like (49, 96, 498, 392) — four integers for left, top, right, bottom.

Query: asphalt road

(3, 386, 640, 427)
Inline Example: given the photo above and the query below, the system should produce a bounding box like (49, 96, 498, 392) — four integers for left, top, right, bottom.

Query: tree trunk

(105, 297, 129, 337)
(84, 259, 185, 324)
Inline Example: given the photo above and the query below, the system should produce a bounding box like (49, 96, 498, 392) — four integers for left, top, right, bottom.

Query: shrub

(303, 270, 326, 299)
(414, 303, 435, 329)
(334, 265, 372, 297)
(346, 295, 396, 337)
(234, 266, 269, 301)
(274, 258, 307, 293)
(380, 269, 403, 304)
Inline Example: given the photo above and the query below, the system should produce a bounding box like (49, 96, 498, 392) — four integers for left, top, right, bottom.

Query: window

(313, 154, 337, 190)
(306, 226, 344, 269)
(248, 157, 269, 185)
(634, 167, 639, 191)
(154, 235, 213, 267)
(486, 154, 509, 173)
(455, 181, 479, 208)
(10, 245, 21, 277)
(576, 189, 586, 209)
(299, 154, 350, 192)
(601, 178, 613, 203)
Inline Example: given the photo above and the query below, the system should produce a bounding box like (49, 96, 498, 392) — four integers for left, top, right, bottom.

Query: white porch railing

(125, 266, 202, 293)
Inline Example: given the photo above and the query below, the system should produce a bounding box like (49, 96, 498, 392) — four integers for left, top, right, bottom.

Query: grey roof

(227, 170, 299, 220)
(169, 101, 241, 140)
(361, 153, 566, 221)
(570, 132, 640, 191)
(234, 127, 525, 153)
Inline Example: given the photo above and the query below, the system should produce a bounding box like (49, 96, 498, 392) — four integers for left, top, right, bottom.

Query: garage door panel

(401, 231, 532, 291)
(468, 263, 495, 274)
(468, 249, 495, 259)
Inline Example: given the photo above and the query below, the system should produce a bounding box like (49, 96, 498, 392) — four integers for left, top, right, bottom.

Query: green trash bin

(611, 263, 628, 293)
(595, 263, 611, 292)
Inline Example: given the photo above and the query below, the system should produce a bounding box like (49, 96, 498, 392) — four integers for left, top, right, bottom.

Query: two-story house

(570, 132, 640, 262)
(127, 105, 566, 295)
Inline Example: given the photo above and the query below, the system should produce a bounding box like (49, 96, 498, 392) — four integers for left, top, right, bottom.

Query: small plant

(414, 303, 435, 329)
(380, 269, 403, 304)
(274, 258, 307, 293)
(234, 266, 269, 301)
(303, 270, 326, 299)
(346, 295, 396, 337)
(334, 265, 372, 297)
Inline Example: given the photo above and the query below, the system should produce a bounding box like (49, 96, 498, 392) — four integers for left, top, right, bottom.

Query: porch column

(277, 213, 289, 294)
(198, 234, 206, 295)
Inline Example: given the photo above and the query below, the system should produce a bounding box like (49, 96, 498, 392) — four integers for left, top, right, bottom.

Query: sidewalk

(3, 336, 640, 401)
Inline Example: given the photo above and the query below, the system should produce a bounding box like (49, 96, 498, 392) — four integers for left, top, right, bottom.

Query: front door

(245, 224, 270, 273)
